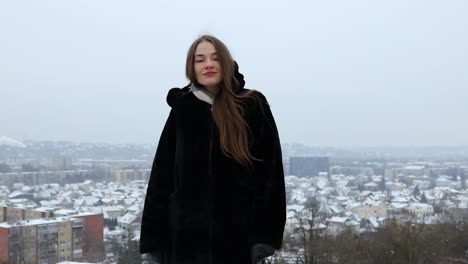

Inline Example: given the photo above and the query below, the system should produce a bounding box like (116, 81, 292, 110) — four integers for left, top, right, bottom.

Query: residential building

(289, 157, 329, 177)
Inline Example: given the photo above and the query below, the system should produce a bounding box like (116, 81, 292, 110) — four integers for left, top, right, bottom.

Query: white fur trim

(190, 83, 215, 106)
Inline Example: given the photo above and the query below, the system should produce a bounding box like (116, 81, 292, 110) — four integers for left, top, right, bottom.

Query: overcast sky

(1, 0, 467, 147)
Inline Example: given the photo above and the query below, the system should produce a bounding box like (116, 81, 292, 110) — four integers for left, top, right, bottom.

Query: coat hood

(166, 61, 246, 107)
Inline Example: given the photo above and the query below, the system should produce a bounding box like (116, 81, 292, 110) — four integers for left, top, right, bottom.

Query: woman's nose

(205, 59, 215, 68)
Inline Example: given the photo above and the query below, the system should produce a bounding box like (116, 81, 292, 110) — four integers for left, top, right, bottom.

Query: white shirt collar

(189, 83, 215, 106)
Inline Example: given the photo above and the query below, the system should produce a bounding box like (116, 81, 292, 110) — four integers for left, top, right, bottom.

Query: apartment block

(0, 217, 84, 263)
(289, 157, 330, 177)
(111, 169, 150, 183)
(1, 206, 53, 222)
(0, 208, 103, 264)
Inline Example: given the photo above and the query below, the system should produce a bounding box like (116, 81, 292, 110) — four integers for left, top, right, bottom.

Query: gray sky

(1, 0, 467, 147)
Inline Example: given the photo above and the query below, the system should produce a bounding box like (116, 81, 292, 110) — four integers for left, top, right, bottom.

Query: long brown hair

(186, 35, 260, 168)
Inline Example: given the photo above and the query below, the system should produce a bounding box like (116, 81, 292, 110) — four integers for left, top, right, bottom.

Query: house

(118, 212, 139, 230)
(326, 216, 349, 235)
(407, 203, 434, 217)
(103, 205, 126, 219)
(352, 202, 388, 219)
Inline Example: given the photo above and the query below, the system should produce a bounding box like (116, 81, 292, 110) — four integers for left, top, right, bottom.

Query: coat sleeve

(139, 108, 176, 254)
(248, 92, 287, 250)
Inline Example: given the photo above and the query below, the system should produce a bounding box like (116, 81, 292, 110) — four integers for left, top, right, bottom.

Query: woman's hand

(250, 243, 275, 264)
(149, 251, 165, 263)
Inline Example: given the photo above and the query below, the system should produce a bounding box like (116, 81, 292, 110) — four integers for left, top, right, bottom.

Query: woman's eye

(195, 60, 203, 63)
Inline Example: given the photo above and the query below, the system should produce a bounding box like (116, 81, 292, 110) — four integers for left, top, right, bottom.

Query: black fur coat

(139, 82, 286, 264)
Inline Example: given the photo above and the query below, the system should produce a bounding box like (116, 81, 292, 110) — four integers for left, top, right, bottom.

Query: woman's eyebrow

(195, 52, 217, 57)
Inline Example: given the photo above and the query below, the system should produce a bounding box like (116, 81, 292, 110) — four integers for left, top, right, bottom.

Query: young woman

(139, 35, 286, 264)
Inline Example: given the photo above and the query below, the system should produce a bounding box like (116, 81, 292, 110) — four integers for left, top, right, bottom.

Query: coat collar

(190, 83, 214, 105)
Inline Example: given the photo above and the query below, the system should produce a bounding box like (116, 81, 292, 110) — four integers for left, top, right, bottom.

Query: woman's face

(194, 41, 222, 91)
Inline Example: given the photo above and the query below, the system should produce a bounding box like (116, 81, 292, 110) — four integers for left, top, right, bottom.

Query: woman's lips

(204, 72, 216, 77)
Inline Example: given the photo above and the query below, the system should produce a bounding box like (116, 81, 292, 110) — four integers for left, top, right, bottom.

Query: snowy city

(1, 137, 467, 263)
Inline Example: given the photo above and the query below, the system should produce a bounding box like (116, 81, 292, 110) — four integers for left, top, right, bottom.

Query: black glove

(149, 251, 165, 264)
(250, 243, 275, 264)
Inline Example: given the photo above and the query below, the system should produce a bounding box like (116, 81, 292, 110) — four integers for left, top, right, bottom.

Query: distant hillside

(1, 140, 467, 161)
(0, 140, 155, 160)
